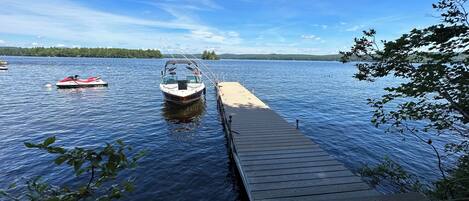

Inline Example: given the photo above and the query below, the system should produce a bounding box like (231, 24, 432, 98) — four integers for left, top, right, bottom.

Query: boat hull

(162, 88, 205, 105)
(56, 83, 108, 89)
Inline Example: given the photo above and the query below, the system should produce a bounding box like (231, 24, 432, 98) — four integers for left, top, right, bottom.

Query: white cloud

(227, 31, 240, 37)
(31, 42, 39, 46)
(190, 30, 225, 43)
(187, 30, 241, 45)
(0, 0, 337, 54)
(0, 39, 5, 44)
(301, 34, 321, 40)
(150, 0, 222, 11)
(0, 0, 240, 51)
(311, 24, 328, 29)
(346, 25, 365, 32)
(56, 44, 65, 47)
(197, 0, 222, 10)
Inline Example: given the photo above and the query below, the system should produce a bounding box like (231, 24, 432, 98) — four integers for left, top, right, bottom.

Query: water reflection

(162, 99, 206, 142)
(56, 87, 108, 94)
(162, 99, 206, 123)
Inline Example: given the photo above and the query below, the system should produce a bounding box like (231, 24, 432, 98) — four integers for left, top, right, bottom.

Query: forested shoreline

(0, 47, 163, 58)
(0, 47, 345, 61)
(4, 47, 462, 62)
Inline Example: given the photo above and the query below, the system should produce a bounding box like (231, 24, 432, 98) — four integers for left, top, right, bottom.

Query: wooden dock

(216, 82, 425, 201)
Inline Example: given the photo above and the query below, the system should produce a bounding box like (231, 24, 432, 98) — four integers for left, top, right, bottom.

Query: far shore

(1, 55, 349, 62)
(0, 46, 344, 61)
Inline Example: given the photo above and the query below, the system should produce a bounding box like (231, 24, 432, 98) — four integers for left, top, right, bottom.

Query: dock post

(296, 119, 299, 129)
(229, 115, 232, 133)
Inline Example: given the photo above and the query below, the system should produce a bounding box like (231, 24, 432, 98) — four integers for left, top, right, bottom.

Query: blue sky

(0, 0, 440, 54)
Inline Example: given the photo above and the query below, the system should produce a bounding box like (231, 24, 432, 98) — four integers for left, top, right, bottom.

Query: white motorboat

(56, 75, 108, 88)
(0, 60, 7, 70)
(160, 60, 205, 105)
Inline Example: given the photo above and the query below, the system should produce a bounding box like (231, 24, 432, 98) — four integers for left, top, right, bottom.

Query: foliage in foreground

(360, 155, 469, 199)
(0, 47, 163, 58)
(341, 0, 468, 199)
(0, 137, 144, 201)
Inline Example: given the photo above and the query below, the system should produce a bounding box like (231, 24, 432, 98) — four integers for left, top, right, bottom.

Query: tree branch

(403, 124, 447, 178)
(403, 124, 455, 198)
(456, 0, 469, 26)
(437, 84, 469, 121)
(86, 166, 95, 191)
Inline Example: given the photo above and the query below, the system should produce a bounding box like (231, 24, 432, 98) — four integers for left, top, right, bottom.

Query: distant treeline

(0, 47, 163, 58)
(219, 54, 342, 61)
(168, 53, 467, 61)
(3, 47, 465, 62)
(0, 47, 346, 61)
(9, 47, 463, 61)
(167, 53, 345, 61)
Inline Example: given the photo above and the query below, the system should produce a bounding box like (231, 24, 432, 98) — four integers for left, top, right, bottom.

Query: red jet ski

(56, 75, 108, 88)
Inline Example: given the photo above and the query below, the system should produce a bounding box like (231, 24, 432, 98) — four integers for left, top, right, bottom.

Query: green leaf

(54, 155, 68, 165)
(43, 136, 56, 146)
(7, 183, 16, 190)
(116, 139, 124, 146)
(74, 160, 84, 174)
(24, 142, 36, 148)
(48, 147, 66, 154)
(123, 181, 134, 192)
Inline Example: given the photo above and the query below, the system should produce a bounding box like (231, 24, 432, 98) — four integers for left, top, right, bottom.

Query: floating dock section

(216, 82, 424, 201)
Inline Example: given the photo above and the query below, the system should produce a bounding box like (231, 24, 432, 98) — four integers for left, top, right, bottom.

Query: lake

(0, 56, 450, 200)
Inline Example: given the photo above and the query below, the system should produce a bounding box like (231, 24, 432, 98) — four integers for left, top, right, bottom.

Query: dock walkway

(216, 82, 426, 201)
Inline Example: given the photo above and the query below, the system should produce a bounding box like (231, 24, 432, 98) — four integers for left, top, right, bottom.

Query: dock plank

(262, 190, 380, 201)
(240, 151, 330, 161)
(250, 176, 364, 191)
(216, 82, 382, 201)
(252, 182, 372, 200)
(237, 144, 319, 152)
(236, 141, 316, 149)
(245, 165, 349, 177)
(248, 170, 354, 184)
(241, 155, 335, 166)
(243, 160, 342, 171)
(237, 148, 326, 157)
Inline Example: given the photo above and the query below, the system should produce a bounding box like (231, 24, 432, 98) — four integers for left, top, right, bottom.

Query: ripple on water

(0, 57, 453, 199)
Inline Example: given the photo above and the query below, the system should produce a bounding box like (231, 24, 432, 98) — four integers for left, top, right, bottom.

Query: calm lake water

(0, 56, 452, 200)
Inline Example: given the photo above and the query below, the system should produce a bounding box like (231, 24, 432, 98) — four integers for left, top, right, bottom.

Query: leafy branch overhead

(1, 136, 145, 201)
(340, 0, 468, 152)
(361, 155, 469, 199)
(340, 0, 468, 199)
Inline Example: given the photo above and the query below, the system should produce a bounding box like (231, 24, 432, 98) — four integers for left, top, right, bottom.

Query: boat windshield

(187, 75, 201, 83)
(163, 75, 201, 84)
(163, 76, 178, 84)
